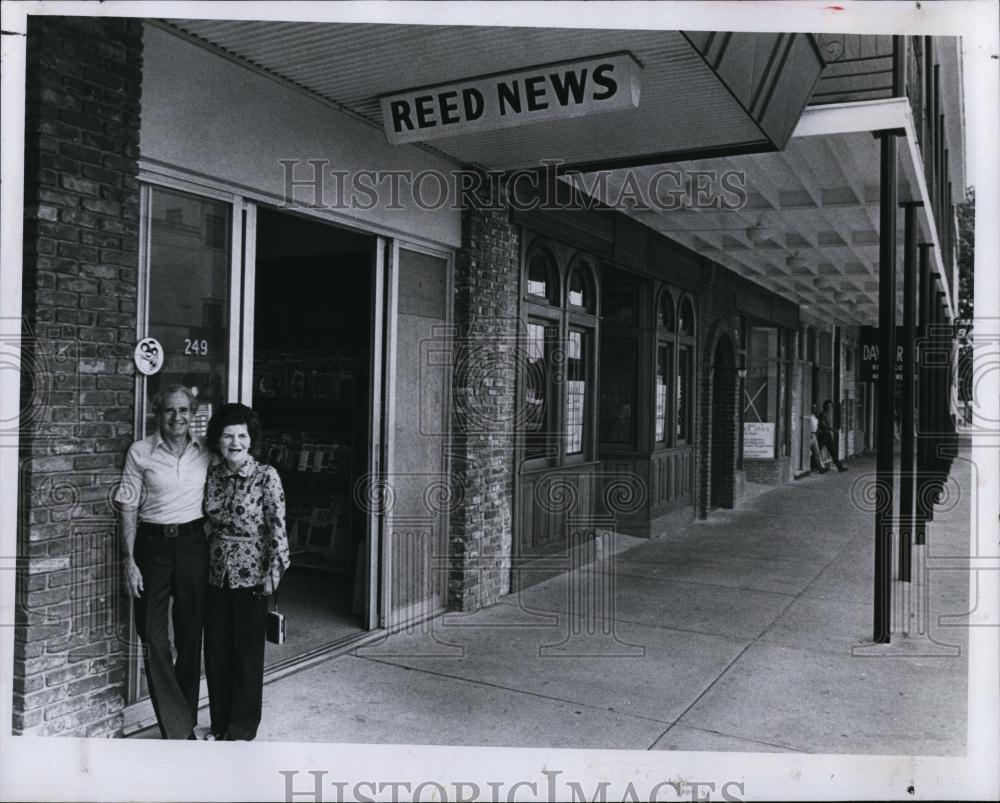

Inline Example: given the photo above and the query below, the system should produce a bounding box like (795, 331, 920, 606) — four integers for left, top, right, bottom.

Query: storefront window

(565, 328, 588, 454)
(676, 345, 691, 442)
(523, 320, 554, 459)
(744, 326, 784, 458)
(144, 185, 232, 437)
(746, 327, 779, 421)
(679, 297, 695, 336)
(521, 237, 600, 464)
(655, 344, 671, 442)
(568, 263, 593, 311)
(526, 248, 557, 304)
(657, 291, 675, 331)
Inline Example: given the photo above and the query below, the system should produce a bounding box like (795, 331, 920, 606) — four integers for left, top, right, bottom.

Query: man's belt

(139, 518, 204, 539)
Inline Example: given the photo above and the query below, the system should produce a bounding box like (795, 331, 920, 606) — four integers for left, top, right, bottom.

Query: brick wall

(695, 264, 743, 518)
(706, 331, 739, 509)
(16, 16, 142, 737)
(447, 184, 520, 611)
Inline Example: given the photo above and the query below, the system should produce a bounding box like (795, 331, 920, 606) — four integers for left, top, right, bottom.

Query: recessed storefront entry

(252, 208, 375, 668)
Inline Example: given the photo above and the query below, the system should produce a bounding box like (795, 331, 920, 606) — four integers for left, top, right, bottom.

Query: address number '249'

(184, 338, 209, 356)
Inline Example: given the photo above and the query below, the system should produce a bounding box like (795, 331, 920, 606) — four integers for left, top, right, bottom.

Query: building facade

(8, 14, 965, 736)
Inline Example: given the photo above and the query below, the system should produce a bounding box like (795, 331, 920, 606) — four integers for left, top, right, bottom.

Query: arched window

(520, 240, 600, 463)
(678, 296, 696, 336)
(675, 295, 697, 444)
(526, 247, 558, 305)
(567, 258, 598, 314)
(656, 290, 676, 331)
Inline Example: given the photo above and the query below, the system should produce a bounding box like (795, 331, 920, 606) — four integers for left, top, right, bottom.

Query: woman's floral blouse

(204, 455, 290, 589)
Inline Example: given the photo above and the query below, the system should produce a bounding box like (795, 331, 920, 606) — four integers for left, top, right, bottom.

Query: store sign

(858, 326, 904, 383)
(133, 337, 164, 376)
(380, 52, 642, 144)
(743, 422, 775, 459)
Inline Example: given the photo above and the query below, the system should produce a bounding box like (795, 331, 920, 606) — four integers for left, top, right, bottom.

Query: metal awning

(164, 20, 824, 171)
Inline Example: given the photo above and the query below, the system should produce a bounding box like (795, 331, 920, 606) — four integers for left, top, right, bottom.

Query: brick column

(15, 16, 142, 736)
(447, 185, 519, 611)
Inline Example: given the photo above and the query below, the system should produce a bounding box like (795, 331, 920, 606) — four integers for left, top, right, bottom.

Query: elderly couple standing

(116, 385, 290, 741)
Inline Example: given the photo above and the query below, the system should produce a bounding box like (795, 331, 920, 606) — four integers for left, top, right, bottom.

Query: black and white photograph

(0, 0, 997, 800)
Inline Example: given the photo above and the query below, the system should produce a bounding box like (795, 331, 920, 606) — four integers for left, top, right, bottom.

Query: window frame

(524, 243, 560, 306)
(654, 287, 677, 447)
(673, 293, 697, 447)
(518, 237, 601, 469)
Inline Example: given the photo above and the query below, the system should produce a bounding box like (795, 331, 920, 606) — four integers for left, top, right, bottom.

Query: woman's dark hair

(206, 403, 263, 457)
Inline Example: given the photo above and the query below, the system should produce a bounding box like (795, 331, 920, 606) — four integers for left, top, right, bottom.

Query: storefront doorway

(125, 181, 453, 731)
(252, 208, 375, 668)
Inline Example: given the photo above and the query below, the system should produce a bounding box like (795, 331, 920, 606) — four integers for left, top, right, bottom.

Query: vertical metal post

(891, 35, 905, 97)
(935, 290, 948, 486)
(936, 115, 945, 220)
(898, 202, 921, 581)
(915, 245, 933, 544)
(874, 130, 899, 644)
(923, 38, 934, 180)
(933, 65, 941, 213)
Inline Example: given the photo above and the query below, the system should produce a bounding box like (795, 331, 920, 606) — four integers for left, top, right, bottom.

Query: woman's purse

(266, 592, 286, 645)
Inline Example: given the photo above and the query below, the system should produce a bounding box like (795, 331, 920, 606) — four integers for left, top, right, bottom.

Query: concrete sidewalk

(196, 451, 973, 753)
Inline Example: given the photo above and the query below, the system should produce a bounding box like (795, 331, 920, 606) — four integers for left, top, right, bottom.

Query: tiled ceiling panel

(578, 130, 926, 326)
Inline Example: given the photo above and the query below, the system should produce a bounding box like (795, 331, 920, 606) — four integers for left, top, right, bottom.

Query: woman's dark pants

(133, 526, 207, 740)
(204, 582, 268, 740)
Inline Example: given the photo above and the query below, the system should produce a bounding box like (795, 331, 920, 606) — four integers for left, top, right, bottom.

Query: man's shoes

(818, 467, 829, 474)
(203, 731, 226, 741)
(837, 465, 848, 472)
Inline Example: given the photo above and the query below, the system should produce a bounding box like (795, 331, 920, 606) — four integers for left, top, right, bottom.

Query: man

(817, 398, 848, 473)
(116, 385, 211, 739)
(809, 404, 829, 474)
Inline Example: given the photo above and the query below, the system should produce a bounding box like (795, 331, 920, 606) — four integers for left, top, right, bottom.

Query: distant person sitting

(817, 399, 847, 473)
(809, 404, 829, 473)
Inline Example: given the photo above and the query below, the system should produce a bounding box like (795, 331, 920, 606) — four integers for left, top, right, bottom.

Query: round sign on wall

(134, 337, 164, 376)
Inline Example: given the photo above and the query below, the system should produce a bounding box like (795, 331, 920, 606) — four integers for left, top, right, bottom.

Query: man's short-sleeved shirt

(115, 432, 211, 524)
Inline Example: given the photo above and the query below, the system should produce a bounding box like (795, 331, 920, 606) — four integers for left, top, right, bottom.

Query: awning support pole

(874, 129, 900, 644)
(915, 245, 933, 545)
(898, 202, 922, 581)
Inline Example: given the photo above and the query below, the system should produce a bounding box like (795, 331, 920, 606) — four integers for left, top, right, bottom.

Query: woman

(202, 403, 290, 741)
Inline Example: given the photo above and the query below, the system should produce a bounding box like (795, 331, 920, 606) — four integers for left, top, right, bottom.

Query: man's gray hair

(150, 384, 199, 415)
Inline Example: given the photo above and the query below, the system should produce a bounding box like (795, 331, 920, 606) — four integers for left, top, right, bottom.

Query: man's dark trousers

(133, 525, 208, 739)
(818, 429, 846, 471)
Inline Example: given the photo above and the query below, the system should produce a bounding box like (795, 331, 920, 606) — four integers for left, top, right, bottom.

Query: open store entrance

(253, 207, 375, 667)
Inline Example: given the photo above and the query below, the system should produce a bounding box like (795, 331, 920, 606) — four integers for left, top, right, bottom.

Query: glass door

(138, 185, 238, 434)
(125, 181, 243, 721)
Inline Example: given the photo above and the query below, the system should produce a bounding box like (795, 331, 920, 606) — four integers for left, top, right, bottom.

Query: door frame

(125, 171, 414, 729)
(125, 174, 249, 728)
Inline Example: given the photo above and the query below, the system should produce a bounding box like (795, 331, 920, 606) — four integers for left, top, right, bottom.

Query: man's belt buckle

(164, 523, 180, 538)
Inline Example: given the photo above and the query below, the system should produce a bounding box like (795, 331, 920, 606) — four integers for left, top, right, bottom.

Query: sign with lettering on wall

(743, 422, 775, 459)
(858, 326, 905, 383)
(380, 52, 642, 144)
